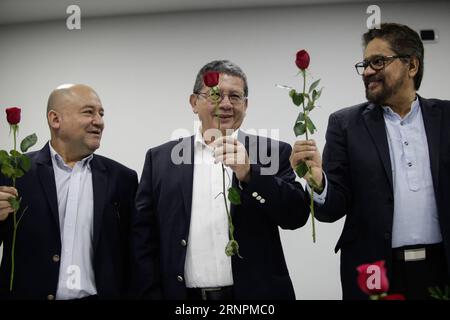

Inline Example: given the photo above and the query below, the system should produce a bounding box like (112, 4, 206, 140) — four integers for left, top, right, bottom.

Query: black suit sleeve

(315, 112, 351, 223)
(0, 174, 8, 245)
(130, 150, 162, 299)
(241, 141, 310, 230)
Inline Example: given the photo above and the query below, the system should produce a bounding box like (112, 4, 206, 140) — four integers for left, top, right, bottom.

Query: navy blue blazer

(315, 96, 450, 299)
(0, 143, 138, 299)
(131, 132, 310, 300)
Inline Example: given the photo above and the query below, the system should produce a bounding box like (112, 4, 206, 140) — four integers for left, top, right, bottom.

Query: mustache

(364, 75, 384, 87)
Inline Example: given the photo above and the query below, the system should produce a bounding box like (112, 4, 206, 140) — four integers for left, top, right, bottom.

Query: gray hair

(193, 60, 248, 97)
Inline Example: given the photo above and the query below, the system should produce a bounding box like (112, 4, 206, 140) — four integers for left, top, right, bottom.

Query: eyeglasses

(196, 91, 247, 105)
(354, 55, 410, 75)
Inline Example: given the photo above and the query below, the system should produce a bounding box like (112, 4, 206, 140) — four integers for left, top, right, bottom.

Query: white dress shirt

(49, 143, 97, 299)
(184, 129, 239, 288)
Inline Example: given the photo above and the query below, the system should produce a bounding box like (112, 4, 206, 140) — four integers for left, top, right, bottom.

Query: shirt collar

(49, 141, 93, 170)
(382, 96, 420, 123)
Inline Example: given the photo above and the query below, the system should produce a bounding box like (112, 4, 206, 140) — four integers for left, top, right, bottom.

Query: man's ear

(189, 94, 198, 114)
(47, 110, 61, 129)
(243, 98, 248, 114)
(408, 56, 419, 78)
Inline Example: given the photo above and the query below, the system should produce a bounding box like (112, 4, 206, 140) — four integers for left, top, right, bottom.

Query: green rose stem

(10, 124, 18, 291)
(211, 89, 242, 258)
(7, 125, 31, 291)
(3, 108, 36, 291)
(300, 70, 316, 243)
(289, 50, 322, 243)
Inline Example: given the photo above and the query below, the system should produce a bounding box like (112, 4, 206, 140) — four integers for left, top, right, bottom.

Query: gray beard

(365, 74, 406, 106)
(366, 82, 393, 105)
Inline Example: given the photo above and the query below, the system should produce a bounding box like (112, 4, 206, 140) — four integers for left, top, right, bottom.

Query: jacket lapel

(91, 155, 108, 252)
(35, 143, 60, 233)
(419, 96, 441, 191)
(178, 136, 195, 228)
(362, 103, 393, 191)
(230, 131, 254, 218)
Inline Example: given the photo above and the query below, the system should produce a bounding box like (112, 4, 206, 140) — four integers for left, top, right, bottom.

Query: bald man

(0, 84, 138, 300)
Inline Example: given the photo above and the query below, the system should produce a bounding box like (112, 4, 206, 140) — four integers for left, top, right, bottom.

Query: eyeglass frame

(195, 91, 247, 105)
(354, 54, 410, 75)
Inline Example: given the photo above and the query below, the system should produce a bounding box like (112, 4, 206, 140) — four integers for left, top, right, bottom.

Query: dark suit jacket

(131, 132, 310, 299)
(0, 143, 138, 299)
(315, 96, 450, 299)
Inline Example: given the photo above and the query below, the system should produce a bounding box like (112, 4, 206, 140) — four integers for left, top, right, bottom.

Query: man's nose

(92, 113, 104, 127)
(219, 94, 233, 108)
(363, 64, 377, 77)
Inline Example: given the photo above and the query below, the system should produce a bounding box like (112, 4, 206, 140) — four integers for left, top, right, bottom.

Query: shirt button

(252, 192, 258, 198)
(177, 275, 184, 282)
(47, 294, 55, 300)
(52, 254, 60, 263)
(400, 122, 404, 126)
(180, 239, 187, 247)
(404, 141, 409, 146)
(407, 162, 412, 167)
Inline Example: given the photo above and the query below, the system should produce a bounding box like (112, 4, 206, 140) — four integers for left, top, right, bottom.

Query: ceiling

(0, 0, 414, 25)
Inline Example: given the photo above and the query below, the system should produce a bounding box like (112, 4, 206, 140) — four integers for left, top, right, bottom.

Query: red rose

(203, 71, 220, 87)
(295, 50, 310, 70)
(6, 107, 21, 125)
(356, 260, 389, 295)
(380, 294, 406, 300)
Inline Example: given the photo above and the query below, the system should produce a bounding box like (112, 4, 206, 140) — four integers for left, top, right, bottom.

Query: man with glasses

(290, 23, 450, 299)
(131, 60, 310, 300)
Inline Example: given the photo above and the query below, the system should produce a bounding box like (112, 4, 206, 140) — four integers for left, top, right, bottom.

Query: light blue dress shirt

(382, 98, 442, 248)
(312, 98, 442, 248)
(49, 143, 97, 299)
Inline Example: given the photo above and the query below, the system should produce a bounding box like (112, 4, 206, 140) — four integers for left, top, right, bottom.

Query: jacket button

(252, 192, 258, 198)
(181, 239, 187, 247)
(384, 232, 391, 240)
(52, 254, 60, 263)
(177, 275, 184, 282)
(47, 294, 55, 300)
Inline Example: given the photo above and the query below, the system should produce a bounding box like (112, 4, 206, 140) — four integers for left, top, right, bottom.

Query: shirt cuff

(305, 172, 328, 205)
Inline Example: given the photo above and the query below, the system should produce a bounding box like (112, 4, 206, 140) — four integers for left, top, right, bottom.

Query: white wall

(1, 0, 449, 299)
